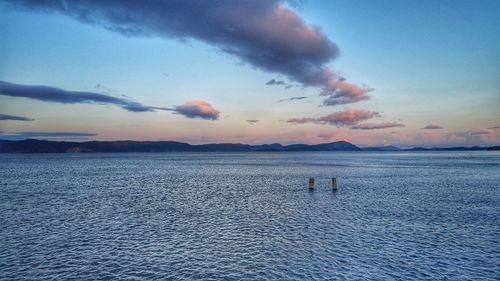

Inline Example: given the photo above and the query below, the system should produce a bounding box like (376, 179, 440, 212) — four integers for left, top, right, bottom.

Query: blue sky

(0, 0, 499, 147)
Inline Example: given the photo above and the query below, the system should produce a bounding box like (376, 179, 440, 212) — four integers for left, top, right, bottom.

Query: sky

(1, 0, 499, 147)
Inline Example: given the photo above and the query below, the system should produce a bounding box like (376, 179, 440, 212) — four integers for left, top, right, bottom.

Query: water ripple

(1, 152, 499, 280)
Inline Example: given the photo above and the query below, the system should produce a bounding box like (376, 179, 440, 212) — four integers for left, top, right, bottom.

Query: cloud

(277, 96, 308, 103)
(0, 113, 34, 121)
(351, 122, 405, 130)
(266, 79, 294, 89)
(287, 108, 380, 127)
(0, 131, 97, 140)
(266, 79, 287, 86)
(488, 126, 499, 130)
(246, 119, 260, 125)
(322, 81, 373, 106)
(171, 100, 220, 120)
(7, 0, 370, 105)
(469, 130, 490, 135)
(421, 124, 443, 130)
(1, 81, 219, 121)
(94, 83, 115, 93)
(0, 80, 166, 112)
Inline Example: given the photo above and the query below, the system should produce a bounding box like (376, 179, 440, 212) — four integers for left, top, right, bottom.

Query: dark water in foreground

(0, 152, 499, 280)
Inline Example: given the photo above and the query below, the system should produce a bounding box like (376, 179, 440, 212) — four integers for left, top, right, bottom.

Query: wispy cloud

(0, 131, 97, 140)
(469, 130, 490, 135)
(170, 100, 220, 120)
(421, 124, 443, 130)
(266, 79, 287, 86)
(277, 96, 308, 103)
(287, 108, 380, 127)
(0, 80, 166, 112)
(0, 113, 34, 121)
(7, 0, 370, 105)
(94, 83, 115, 93)
(246, 119, 260, 125)
(351, 122, 405, 130)
(488, 126, 499, 130)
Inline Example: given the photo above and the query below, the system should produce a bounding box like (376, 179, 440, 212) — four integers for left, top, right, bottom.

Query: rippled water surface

(1, 152, 499, 280)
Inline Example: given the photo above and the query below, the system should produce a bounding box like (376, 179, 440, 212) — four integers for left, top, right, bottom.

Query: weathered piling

(332, 177, 337, 191)
(309, 177, 315, 191)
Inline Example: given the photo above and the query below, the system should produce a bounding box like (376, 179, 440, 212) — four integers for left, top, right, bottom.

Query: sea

(1, 152, 499, 280)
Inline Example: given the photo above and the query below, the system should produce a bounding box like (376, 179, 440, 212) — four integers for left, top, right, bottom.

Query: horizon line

(1, 138, 498, 150)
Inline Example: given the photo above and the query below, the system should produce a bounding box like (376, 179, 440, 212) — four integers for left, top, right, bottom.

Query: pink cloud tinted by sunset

(172, 100, 220, 120)
(287, 108, 380, 127)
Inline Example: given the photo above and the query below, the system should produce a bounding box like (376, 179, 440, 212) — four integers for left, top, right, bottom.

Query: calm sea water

(0, 152, 499, 280)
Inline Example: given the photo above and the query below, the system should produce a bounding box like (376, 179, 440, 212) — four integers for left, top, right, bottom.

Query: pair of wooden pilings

(309, 177, 337, 191)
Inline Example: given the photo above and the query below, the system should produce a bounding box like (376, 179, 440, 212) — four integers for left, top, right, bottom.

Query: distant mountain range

(0, 139, 498, 153)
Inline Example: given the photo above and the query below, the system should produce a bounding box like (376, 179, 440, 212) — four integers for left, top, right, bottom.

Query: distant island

(0, 139, 498, 153)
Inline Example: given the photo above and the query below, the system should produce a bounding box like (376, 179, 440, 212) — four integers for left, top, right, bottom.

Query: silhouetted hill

(251, 143, 284, 151)
(0, 139, 361, 153)
(0, 139, 193, 153)
(196, 143, 253, 152)
(309, 141, 362, 151)
(0, 139, 497, 153)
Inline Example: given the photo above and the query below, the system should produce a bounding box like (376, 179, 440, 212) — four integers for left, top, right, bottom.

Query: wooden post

(309, 177, 315, 191)
(332, 177, 337, 191)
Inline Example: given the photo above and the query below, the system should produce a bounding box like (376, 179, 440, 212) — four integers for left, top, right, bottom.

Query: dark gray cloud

(170, 100, 220, 120)
(351, 122, 405, 130)
(267, 79, 297, 90)
(7, 0, 370, 105)
(421, 124, 444, 130)
(0, 113, 34, 121)
(246, 119, 260, 125)
(266, 79, 287, 86)
(488, 126, 499, 130)
(0, 131, 97, 140)
(0, 80, 166, 112)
